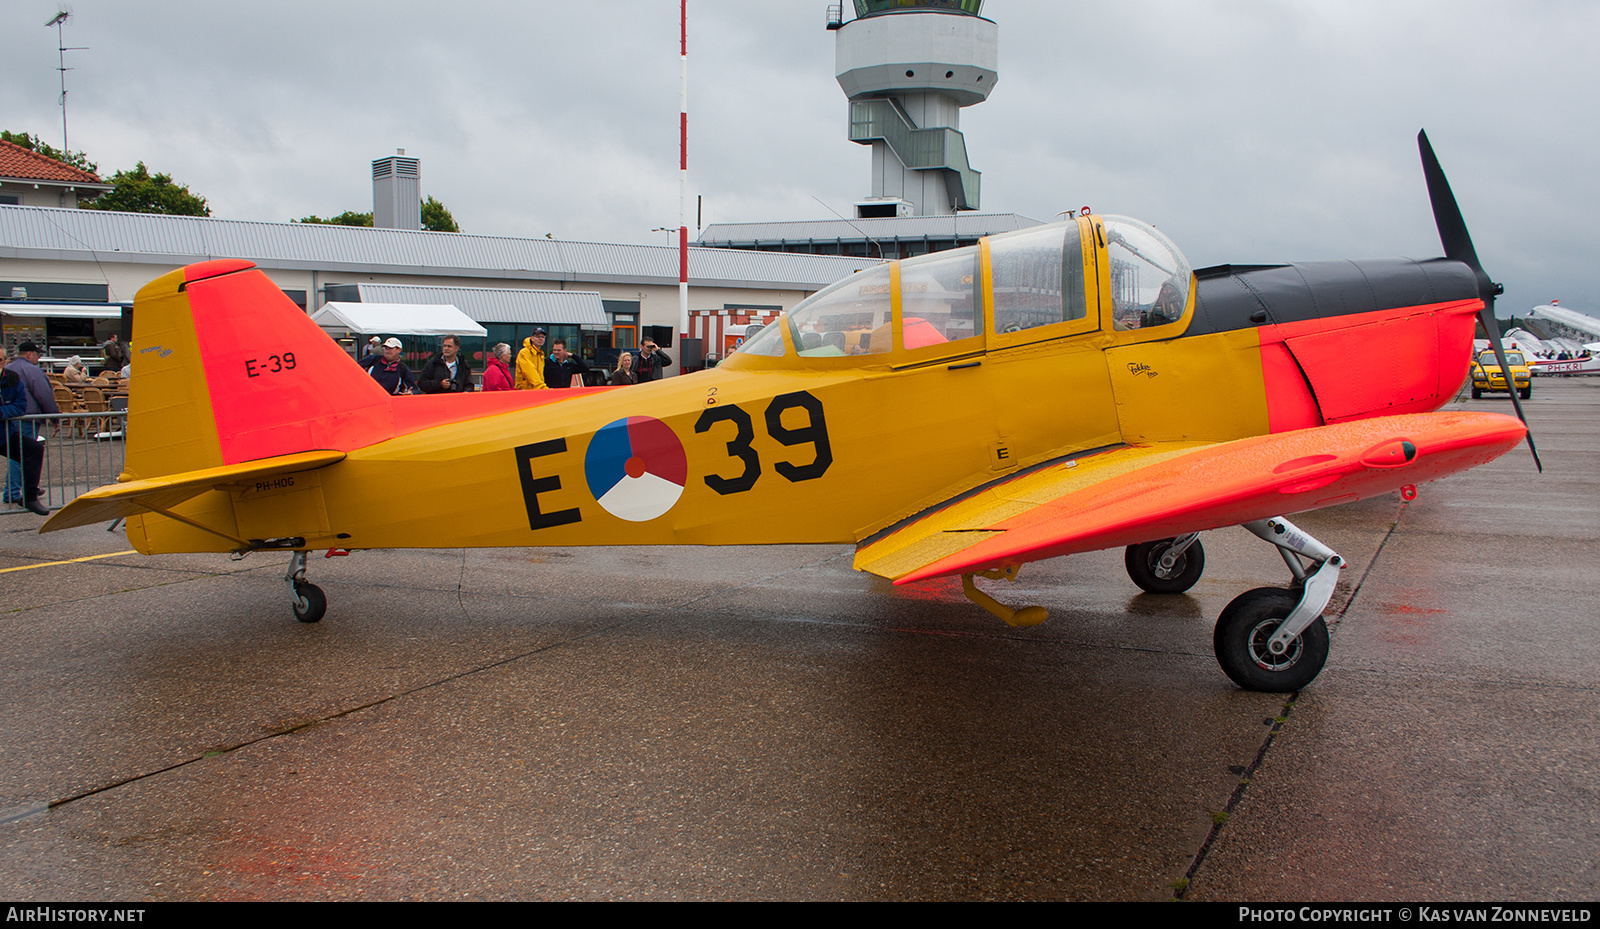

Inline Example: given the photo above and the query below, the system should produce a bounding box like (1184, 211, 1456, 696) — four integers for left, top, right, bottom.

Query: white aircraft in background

(1478, 304, 1600, 376)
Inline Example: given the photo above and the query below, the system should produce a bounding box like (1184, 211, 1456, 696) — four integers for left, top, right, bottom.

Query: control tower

(830, 0, 997, 219)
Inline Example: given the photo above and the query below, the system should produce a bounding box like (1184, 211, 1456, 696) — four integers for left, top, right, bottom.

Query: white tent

(312, 302, 488, 338)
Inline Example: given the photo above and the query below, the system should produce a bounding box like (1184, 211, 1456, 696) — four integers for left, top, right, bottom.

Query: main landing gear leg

(961, 566, 1048, 628)
(285, 551, 327, 624)
(1213, 517, 1344, 692)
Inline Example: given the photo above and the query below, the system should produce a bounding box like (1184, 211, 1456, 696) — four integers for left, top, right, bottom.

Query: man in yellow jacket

(515, 329, 548, 389)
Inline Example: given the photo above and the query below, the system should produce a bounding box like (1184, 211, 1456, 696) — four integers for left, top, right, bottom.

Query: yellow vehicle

(1471, 349, 1532, 400)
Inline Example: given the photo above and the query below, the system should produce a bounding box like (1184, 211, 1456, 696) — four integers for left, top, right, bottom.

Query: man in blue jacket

(0, 347, 47, 515)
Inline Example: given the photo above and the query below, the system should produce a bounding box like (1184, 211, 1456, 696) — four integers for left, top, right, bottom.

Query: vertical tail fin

(128, 260, 395, 480)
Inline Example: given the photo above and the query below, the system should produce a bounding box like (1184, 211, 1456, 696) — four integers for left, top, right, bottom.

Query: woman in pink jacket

(482, 343, 514, 391)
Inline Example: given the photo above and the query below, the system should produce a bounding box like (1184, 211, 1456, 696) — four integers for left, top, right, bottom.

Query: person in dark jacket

(418, 335, 475, 393)
(369, 338, 418, 395)
(99, 334, 126, 377)
(609, 352, 637, 385)
(635, 339, 672, 382)
(544, 339, 591, 388)
(0, 347, 47, 515)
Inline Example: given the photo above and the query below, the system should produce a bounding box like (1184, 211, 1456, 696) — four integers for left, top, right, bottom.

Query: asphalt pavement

(0, 379, 1594, 901)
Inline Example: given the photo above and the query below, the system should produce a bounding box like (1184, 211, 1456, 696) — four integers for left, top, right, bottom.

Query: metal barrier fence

(2, 412, 127, 515)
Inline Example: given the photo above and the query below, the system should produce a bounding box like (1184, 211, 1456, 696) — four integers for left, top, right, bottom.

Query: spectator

(0, 347, 47, 515)
(61, 356, 88, 383)
(99, 333, 125, 377)
(610, 352, 637, 386)
(419, 335, 475, 393)
(357, 336, 383, 370)
(11, 342, 61, 419)
(483, 343, 514, 392)
(636, 338, 672, 383)
(369, 337, 417, 395)
(515, 329, 548, 389)
(544, 339, 590, 388)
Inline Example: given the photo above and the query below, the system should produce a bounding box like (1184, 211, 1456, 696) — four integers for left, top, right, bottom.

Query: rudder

(129, 260, 395, 481)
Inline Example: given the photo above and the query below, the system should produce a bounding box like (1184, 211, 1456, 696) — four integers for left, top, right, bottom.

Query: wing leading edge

(856, 411, 1525, 585)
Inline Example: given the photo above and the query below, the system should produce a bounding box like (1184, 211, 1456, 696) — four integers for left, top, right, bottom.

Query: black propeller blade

(1418, 130, 1541, 472)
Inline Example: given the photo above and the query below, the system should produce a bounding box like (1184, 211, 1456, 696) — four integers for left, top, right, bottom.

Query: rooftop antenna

(44, 10, 87, 155)
(811, 195, 884, 259)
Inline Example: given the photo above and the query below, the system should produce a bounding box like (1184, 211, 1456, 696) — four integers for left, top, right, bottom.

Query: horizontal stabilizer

(41, 450, 346, 533)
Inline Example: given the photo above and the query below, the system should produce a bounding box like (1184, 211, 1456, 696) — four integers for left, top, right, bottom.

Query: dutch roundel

(584, 417, 689, 522)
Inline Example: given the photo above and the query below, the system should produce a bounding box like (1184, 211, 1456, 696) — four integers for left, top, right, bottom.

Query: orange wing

(854, 411, 1525, 584)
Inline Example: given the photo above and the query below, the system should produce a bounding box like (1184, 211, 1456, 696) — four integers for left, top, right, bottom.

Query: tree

(422, 196, 459, 233)
(295, 211, 373, 227)
(294, 198, 461, 232)
(86, 162, 210, 216)
(0, 130, 98, 175)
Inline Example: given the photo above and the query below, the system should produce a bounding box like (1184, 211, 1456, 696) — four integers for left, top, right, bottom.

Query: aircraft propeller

(1418, 129, 1541, 472)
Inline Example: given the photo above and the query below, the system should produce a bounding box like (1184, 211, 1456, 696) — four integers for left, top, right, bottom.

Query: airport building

(0, 202, 878, 374)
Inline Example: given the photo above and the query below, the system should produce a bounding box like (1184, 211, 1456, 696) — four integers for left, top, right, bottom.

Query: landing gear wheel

(292, 581, 327, 624)
(1519, 386, 1532, 400)
(1125, 538, 1205, 594)
(1213, 588, 1328, 692)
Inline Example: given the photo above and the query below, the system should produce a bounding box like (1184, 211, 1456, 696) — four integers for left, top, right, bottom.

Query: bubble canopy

(733, 215, 1193, 362)
(853, 0, 985, 17)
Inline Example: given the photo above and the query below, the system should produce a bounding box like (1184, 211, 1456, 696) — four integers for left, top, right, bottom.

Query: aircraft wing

(855, 411, 1525, 585)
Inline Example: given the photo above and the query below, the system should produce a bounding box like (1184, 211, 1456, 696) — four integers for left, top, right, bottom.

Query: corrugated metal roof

(697, 212, 1044, 245)
(355, 284, 609, 328)
(0, 204, 881, 291)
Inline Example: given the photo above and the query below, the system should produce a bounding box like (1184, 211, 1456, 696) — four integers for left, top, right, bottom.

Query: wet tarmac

(0, 379, 1595, 901)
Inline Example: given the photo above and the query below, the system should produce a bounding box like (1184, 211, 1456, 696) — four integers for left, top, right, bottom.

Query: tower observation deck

(832, 0, 997, 218)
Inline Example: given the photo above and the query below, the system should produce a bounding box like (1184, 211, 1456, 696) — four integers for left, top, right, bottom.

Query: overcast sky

(4, 0, 1595, 317)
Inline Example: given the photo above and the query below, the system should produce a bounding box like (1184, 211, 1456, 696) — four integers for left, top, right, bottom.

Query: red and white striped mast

(677, 0, 690, 346)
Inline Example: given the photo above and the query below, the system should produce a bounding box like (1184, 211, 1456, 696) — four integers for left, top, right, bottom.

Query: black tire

(1519, 386, 1531, 400)
(292, 581, 327, 624)
(1213, 588, 1328, 692)
(1125, 538, 1205, 594)
(1471, 386, 1482, 399)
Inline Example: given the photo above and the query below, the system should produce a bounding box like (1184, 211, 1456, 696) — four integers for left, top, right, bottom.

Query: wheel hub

(1248, 619, 1302, 670)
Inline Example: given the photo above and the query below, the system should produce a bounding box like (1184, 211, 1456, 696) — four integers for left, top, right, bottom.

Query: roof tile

(0, 140, 103, 185)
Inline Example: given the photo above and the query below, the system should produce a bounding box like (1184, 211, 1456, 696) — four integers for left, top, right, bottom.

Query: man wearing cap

(0, 347, 48, 515)
(515, 328, 549, 390)
(369, 338, 418, 395)
(11, 342, 60, 420)
(357, 336, 384, 371)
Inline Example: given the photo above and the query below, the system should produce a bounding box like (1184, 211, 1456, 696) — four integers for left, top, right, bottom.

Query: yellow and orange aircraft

(44, 133, 1532, 692)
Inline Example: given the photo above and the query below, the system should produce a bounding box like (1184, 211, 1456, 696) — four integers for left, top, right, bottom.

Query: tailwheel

(1125, 535, 1204, 594)
(292, 581, 327, 624)
(284, 551, 327, 623)
(1213, 587, 1328, 692)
